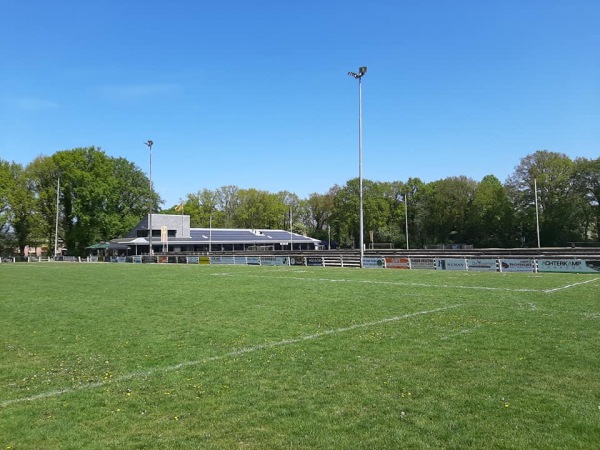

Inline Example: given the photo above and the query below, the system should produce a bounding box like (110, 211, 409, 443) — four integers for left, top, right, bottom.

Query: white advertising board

(435, 258, 467, 271)
(363, 257, 386, 269)
(499, 259, 534, 273)
(537, 259, 600, 273)
(467, 259, 498, 272)
(410, 258, 436, 270)
(186, 256, 199, 264)
(260, 256, 289, 266)
(210, 256, 236, 265)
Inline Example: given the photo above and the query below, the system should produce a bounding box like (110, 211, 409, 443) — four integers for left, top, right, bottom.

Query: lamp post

(290, 207, 293, 251)
(404, 193, 410, 250)
(54, 174, 60, 259)
(144, 140, 154, 256)
(348, 66, 367, 267)
(534, 177, 541, 249)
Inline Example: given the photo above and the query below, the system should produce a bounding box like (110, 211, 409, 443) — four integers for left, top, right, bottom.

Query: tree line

(1, 148, 598, 256)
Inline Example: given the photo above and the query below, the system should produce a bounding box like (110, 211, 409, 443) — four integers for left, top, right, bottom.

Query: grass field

(1, 263, 599, 449)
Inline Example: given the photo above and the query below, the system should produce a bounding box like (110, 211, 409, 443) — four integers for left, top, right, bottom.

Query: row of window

(136, 229, 177, 238)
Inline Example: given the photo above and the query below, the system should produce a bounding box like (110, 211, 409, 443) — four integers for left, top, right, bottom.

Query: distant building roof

(113, 214, 320, 247)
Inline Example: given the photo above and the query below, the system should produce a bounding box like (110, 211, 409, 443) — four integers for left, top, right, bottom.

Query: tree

(466, 175, 515, 247)
(330, 179, 392, 248)
(182, 188, 220, 228)
(305, 190, 335, 240)
(232, 188, 286, 229)
(216, 185, 240, 228)
(26, 155, 61, 255)
(26, 147, 159, 256)
(419, 176, 478, 245)
(507, 150, 579, 246)
(0, 159, 16, 254)
(573, 157, 600, 241)
(6, 162, 41, 255)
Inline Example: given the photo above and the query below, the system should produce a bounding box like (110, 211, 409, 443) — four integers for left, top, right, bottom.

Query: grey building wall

(126, 214, 191, 238)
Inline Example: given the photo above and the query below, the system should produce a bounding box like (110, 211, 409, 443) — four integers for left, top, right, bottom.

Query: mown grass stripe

(0, 304, 461, 408)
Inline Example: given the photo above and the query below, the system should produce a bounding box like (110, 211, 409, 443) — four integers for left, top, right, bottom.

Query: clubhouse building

(110, 214, 322, 254)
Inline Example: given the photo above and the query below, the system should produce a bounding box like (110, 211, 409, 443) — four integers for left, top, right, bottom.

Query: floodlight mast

(144, 140, 154, 256)
(348, 66, 367, 267)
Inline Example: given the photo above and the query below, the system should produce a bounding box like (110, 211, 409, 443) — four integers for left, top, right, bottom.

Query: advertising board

(306, 257, 324, 267)
(132, 256, 142, 264)
(210, 256, 236, 265)
(435, 258, 467, 270)
(186, 256, 199, 264)
(537, 259, 600, 273)
(467, 259, 498, 272)
(499, 259, 534, 272)
(199, 256, 210, 265)
(290, 256, 306, 266)
(409, 258, 436, 270)
(363, 257, 385, 269)
(385, 257, 410, 269)
(261, 256, 289, 266)
(246, 256, 260, 265)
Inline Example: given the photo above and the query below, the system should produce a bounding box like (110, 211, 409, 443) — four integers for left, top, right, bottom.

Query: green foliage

(0, 159, 16, 254)
(19, 148, 159, 256)
(3, 148, 598, 252)
(573, 157, 600, 241)
(507, 150, 582, 246)
(467, 175, 516, 247)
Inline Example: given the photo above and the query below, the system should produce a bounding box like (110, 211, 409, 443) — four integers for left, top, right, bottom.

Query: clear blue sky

(1, 0, 598, 208)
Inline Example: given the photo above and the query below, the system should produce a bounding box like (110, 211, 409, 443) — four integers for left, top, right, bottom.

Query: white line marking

(0, 304, 461, 408)
(543, 277, 600, 293)
(248, 274, 540, 293)
(250, 273, 600, 294)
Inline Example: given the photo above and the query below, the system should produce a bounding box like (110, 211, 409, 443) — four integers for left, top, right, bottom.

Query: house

(110, 214, 320, 254)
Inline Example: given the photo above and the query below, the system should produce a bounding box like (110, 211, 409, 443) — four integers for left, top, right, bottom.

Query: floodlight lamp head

(348, 71, 358, 78)
(144, 140, 154, 148)
(359, 66, 367, 75)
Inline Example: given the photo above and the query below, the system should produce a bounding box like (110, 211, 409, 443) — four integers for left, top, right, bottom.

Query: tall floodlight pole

(54, 174, 60, 258)
(209, 214, 212, 253)
(144, 140, 154, 256)
(534, 177, 541, 249)
(348, 66, 367, 267)
(404, 193, 410, 250)
(290, 207, 293, 251)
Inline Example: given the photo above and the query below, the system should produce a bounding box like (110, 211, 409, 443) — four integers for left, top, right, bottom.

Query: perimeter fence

(4, 253, 599, 274)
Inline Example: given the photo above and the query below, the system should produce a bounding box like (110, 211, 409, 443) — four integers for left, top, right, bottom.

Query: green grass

(1, 263, 599, 449)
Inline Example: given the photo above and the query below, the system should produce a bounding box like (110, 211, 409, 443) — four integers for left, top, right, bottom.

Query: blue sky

(1, 0, 598, 208)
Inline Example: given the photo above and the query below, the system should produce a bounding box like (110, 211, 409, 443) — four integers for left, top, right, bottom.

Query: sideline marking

(248, 274, 540, 293)
(248, 273, 600, 294)
(0, 304, 461, 408)
(543, 277, 600, 293)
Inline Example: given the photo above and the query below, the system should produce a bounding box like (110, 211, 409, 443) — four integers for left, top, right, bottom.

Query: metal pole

(405, 193, 409, 250)
(348, 67, 367, 267)
(54, 174, 60, 258)
(534, 177, 541, 248)
(358, 75, 364, 267)
(209, 214, 212, 253)
(145, 140, 154, 256)
(290, 207, 293, 251)
(328, 225, 331, 250)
